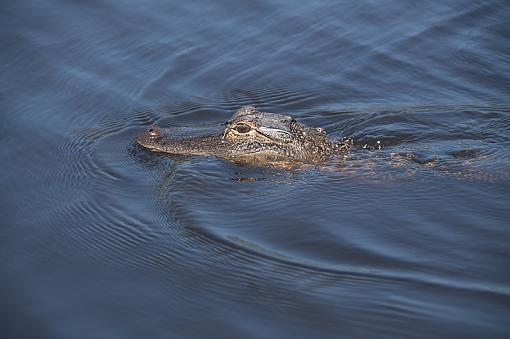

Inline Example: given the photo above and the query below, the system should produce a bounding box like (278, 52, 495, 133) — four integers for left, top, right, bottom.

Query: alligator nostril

(147, 126, 161, 137)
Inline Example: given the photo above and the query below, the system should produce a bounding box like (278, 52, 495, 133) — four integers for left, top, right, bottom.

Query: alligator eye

(235, 123, 251, 133)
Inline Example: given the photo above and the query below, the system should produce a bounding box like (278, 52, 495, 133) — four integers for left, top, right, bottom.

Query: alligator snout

(136, 125, 163, 150)
(146, 125, 162, 137)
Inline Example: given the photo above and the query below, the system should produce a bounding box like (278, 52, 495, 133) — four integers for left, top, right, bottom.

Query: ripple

(151, 175, 510, 302)
(123, 99, 510, 318)
(222, 87, 327, 111)
(3, 0, 510, 336)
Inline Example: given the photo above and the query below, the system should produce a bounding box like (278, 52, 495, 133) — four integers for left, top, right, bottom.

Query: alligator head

(136, 106, 351, 166)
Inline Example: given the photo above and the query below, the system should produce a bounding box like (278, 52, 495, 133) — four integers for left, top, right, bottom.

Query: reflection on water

(1, 0, 510, 338)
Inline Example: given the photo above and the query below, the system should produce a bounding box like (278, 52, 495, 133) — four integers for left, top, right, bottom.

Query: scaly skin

(136, 106, 351, 166)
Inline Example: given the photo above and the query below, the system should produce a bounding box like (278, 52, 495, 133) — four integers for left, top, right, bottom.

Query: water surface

(1, 0, 510, 338)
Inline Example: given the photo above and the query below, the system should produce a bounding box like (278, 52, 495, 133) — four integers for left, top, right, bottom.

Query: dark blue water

(2, 1, 510, 338)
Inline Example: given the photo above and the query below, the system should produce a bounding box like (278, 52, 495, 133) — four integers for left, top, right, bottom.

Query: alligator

(136, 106, 352, 167)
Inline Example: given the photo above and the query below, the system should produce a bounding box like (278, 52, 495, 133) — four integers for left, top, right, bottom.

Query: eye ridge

(235, 123, 251, 133)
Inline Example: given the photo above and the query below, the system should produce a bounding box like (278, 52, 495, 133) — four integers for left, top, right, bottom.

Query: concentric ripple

(2, 0, 510, 337)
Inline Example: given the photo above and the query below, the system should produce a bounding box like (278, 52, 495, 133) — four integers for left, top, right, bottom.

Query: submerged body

(136, 106, 351, 166)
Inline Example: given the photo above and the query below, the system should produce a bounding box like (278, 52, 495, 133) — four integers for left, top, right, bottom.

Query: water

(1, 0, 509, 338)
